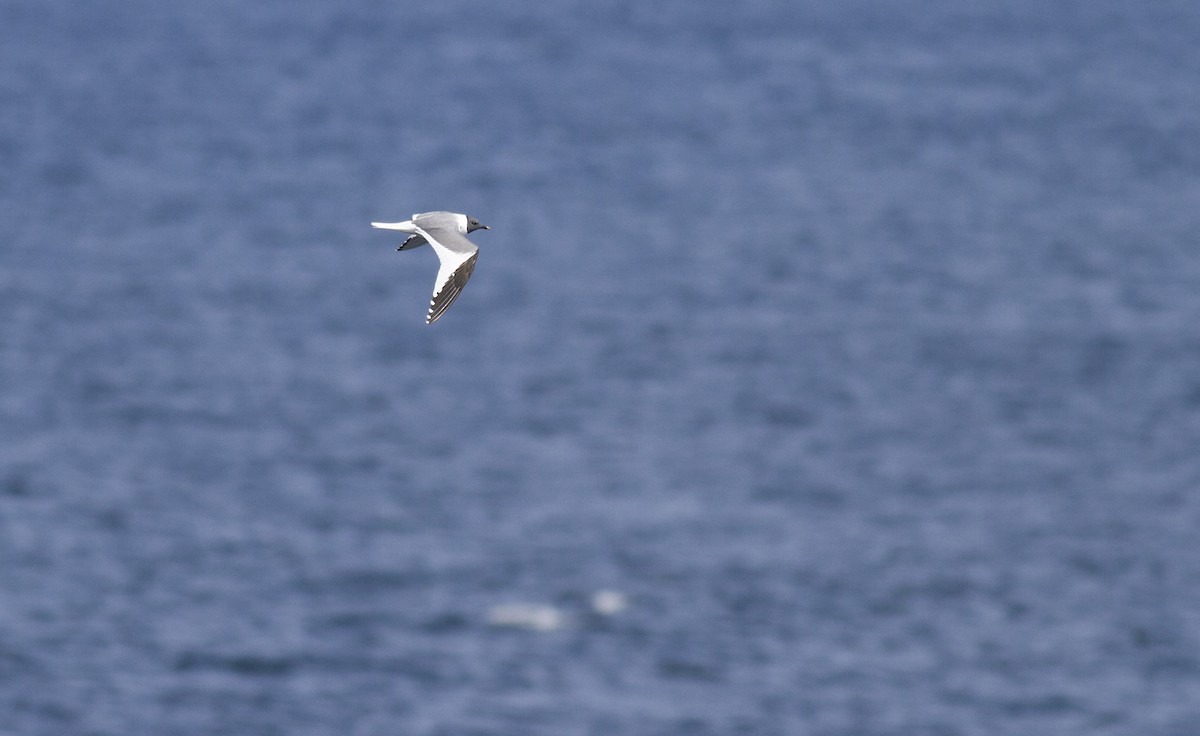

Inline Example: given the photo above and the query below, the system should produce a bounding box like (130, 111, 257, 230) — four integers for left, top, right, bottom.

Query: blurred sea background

(3, 1, 1200, 734)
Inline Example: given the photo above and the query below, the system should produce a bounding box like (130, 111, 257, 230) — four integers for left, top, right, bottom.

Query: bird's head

(466, 216, 490, 233)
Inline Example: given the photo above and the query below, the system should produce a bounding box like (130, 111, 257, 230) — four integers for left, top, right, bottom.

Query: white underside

(415, 226, 475, 301)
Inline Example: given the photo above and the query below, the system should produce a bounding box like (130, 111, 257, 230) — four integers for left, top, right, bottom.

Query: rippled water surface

(3, 2, 1200, 734)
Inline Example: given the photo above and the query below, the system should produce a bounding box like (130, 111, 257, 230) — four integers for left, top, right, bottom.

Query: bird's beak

(481, 224, 491, 230)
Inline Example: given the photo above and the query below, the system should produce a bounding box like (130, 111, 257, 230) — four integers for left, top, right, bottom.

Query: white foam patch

(591, 590, 628, 616)
(486, 603, 565, 631)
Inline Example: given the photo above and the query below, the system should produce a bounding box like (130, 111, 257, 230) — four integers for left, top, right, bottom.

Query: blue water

(3, 1, 1200, 733)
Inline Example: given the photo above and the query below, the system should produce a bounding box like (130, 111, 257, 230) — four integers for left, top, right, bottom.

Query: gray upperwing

(412, 211, 463, 233)
(397, 234, 428, 251)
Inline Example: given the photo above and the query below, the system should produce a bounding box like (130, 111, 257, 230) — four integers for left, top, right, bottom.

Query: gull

(371, 211, 491, 324)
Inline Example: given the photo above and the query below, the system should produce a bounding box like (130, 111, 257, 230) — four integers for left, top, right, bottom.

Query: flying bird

(371, 211, 491, 324)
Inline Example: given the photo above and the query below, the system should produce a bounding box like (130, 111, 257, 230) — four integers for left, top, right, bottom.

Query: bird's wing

(415, 226, 480, 324)
(396, 234, 427, 251)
